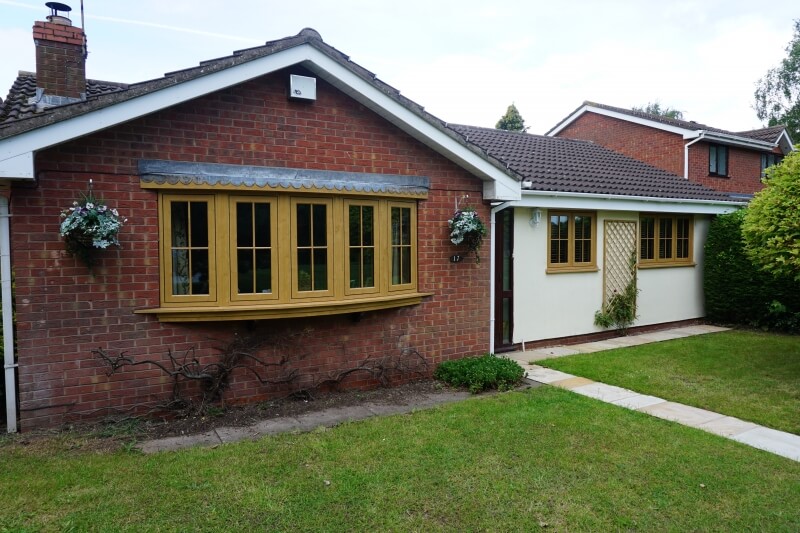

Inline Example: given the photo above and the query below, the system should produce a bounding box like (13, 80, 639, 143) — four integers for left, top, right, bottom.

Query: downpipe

(1, 196, 16, 433)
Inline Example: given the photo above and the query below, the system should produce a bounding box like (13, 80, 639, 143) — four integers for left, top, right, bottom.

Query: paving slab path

(508, 325, 800, 462)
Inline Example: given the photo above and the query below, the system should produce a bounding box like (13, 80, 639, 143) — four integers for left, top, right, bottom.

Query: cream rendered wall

(512, 209, 710, 343)
(637, 216, 709, 325)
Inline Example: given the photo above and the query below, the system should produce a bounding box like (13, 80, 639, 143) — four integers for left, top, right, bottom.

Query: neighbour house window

(760, 153, 783, 178)
(639, 214, 693, 267)
(546, 211, 596, 273)
(154, 192, 421, 321)
(709, 144, 728, 176)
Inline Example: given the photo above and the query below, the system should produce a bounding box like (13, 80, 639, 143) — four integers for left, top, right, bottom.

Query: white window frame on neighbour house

(708, 144, 728, 177)
(137, 161, 430, 322)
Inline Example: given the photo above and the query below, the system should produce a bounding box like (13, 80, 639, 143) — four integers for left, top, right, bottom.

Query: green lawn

(1, 387, 799, 531)
(539, 330, 800, 434)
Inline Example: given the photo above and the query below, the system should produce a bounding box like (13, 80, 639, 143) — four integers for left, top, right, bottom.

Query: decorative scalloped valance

(138, 160, 429, 198)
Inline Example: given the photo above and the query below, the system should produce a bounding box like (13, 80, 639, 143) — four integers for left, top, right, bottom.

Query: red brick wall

(556, 112, 685, 176)
(687, 142, 765, 195)
(557, 112, 767, 194)
(10, 68, 491, 429)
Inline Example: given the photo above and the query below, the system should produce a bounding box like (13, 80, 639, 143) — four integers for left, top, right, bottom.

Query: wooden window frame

(546, 210, 597, 273)
(150, 192, 423, 321)
(344, 199, 381, 297)
(229, 195, 279, 303)
(709, 144, 729, 177)
(388, 201, 418, 291)
(639, 214, 694, 268)
(291, 197, 334, 300)
(160, 193, 218, 306)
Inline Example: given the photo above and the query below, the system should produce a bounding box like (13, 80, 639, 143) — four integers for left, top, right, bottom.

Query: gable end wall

(10, 69, 491, 429)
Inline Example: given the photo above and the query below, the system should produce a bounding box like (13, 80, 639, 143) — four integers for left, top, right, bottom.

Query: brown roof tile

(450, 124, 736, 202)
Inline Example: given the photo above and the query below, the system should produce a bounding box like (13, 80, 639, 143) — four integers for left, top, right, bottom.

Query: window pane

(190, 202, 208, 247)
(171, 202, 189, 247)
(659, 218, 673, 259)
(709, 145, 718, 174)
(190, 249, 209, 294)
(313, 249, 327, 290)
(255, 250, 271, 293)
(392, 247, 401, 285)
(237, 249, 253, 294)
(312, 204, 327, 246)
(254, 203, 271, 248)
(574, 215, 592, 263)
(676, 218, 690, 259)
(296, 204, 311, 247)
(363, 206, 374, 246)
(363, 248, 374, 288)
(391, 207, 401, 245)
(297, 249, 312, 291)
(401, 248, 411, 284)
(550, 215, 569, 264)
(172, 249, 189, 295)
(400, 207, 411, 245)
(236, 202, 253, 248)
(349, 206, 361, 247)
(718, 147, 727, 175)
(350, 248, 362, 288)
(640, 217, 655, 259)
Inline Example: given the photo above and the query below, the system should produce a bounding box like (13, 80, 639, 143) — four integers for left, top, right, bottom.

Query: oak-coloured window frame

(153, 191, 422, 321)
(546, 210, 597, 273)
(639, 214, 694, 268)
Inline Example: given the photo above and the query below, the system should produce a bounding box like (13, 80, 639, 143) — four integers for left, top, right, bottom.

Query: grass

(1, 387, 799, 531)
(539, 330, 800, 434)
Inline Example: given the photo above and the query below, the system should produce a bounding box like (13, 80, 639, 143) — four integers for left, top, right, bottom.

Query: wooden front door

(494, 209, 514, 351)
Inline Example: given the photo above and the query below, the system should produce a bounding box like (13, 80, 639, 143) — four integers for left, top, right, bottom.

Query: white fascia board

(0, 44, 520, 200)
(515, 189, 743, 215)
(547, 105, 690, 137)
(693, 131, 775, 151)
(776, 130, 795, 153)
(0, 151, 34, 179)
(303, 57, 520, 201)
(0, 45, 316, 177)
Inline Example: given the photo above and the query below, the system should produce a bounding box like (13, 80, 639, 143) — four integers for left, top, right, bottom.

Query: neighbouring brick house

(0, 12, 520, 430)
(547, 102, 795, 196)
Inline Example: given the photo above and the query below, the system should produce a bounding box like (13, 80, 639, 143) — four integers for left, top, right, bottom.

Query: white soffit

(0, 43, 520, 200)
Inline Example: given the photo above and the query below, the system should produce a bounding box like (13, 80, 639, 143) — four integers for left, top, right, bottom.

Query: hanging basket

(59, 183, 126, 270)
(448, 207, 487, 263)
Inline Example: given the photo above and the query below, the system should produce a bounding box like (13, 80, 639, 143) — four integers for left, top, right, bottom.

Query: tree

(632, 101, 684, 120)
(754, 19, 800, 142)
(741, 150, 800, 281)
(495, 103, 527, 132)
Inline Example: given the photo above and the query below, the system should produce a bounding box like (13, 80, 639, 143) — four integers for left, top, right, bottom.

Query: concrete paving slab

(571, 383, 638, 403)
(138, 431, 221, 454)
(638, 402, 725, 427)
(698, 416, 759, 438)
(525, 366, 575, 384)
(537, 346, 582, 357)
(634, 331, 688, 343)
(731, 427, 800, 461)
(293, 405, 374, 431)
(215, 426, 261, 443)
(602, 336, 651, 347)
(250, 417, 302, 435)
(550, 376, 595, 390)
(568, 343, 608, 353)
(610, 394, 666, 410)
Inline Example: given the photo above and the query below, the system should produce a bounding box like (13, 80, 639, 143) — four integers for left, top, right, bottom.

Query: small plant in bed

(434, 354, 524, 393)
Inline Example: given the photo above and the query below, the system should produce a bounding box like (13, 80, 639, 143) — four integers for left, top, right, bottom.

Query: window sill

(546, 266, 599, 274)
(135, 292, 432, 322)
(638, 262, 696, 269)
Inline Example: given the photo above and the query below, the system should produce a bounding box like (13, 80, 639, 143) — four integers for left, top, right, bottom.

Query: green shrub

(704, 210, 800, 332)
(434, 354, 525, 393)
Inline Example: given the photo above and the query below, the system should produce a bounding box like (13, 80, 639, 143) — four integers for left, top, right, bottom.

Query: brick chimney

(32, 6, 86, 103)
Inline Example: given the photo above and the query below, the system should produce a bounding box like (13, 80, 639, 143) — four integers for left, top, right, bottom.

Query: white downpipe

(0, 196, 16, 433)
(684, 133, 706, 180)
(489, 201, 512, 355)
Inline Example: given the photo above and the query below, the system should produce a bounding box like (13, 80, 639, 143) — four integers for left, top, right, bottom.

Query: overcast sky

(0, 0, 796, 134)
